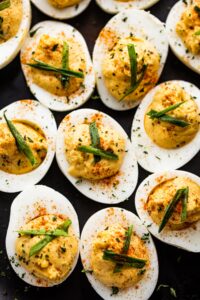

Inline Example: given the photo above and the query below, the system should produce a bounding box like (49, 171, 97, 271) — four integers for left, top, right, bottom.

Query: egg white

(56, 108, 138, 204)
(6, 185, 80, 287)
(21, 21, 95, 112)
(31, 0, 91, 20)
(0, 100, 57, 193)
(131, 80, 200, 173)
(0, 0, 31, 69)
(166, 0, 200, 75)
(80, 207, 159, 300)
(93, 9, 168, 111)
(96, 0, 160, 14)
(135, 170, 200, 252)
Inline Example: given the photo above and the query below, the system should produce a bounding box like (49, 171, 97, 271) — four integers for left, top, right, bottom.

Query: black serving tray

(0, 1, 200, 299)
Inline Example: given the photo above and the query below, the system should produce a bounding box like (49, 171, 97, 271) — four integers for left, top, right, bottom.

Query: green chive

(4, 113, 37, 166)
(61, 41, 69, 87)
(78, 145, 118, 160)
(181, 187, 189, 222)
(26, 59, 84, 79)
(17, 228, 68, 237)
(158, 188, 188, 233)
(127, 44, 137, 86)
(157, 114, 189, 127)
(29, 27, 42, 37)
(29, 219, 71, 257)
(103, 250, 146, 269)
(147, 102, 185, 118)
(89, 122, 101, 163)
(0, 0, 10, 11)
(194, 5, 200, 16)
(194, 30, 200, 36)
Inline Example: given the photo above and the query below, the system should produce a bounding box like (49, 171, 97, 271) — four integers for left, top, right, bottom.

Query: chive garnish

(4, 113, 37, 166)
(194, 5, 200, 16)
(103, 250, 146, 269)
(17, 228, 68, 237)
(61, 41, 69, 87)
(114, 225, 133, 273)
(120, 43, 147, 101)
(29, 27, 42, 37)
(195, 30, 200, 36)
(181, 187, 189, 222)
(0, 0, 10, 11)
(158, 188, 189, 233)
(89, 122, 101, 163)
(29, 219, 71, 257)
(78, 145, 118, 160)
(147, 102, 190, 128)
(26, 59, 84, 79)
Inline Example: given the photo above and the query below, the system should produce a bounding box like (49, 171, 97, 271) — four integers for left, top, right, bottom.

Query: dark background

(0, 0, 200, 299)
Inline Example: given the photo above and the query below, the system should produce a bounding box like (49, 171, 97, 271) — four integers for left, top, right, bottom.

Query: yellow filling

(102, 37, 160, 102)
(29, 34, 86, 97)
(146, 177, 200, 230)
(48, 0, 81, 9)
(16, 214, 78, 283)
(176, 0, 200, 55)
(0, 0, 22, 44)
(65, 123, 125, 180)
(0, 121, 47, 174)
(91, 225, 149, 289)
(144, 82, 199, 149)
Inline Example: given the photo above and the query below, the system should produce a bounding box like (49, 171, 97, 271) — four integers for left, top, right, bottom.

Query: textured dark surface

(0, 0, 200, 299)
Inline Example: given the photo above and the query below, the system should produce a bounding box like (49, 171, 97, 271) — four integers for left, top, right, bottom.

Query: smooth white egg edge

(0, 0, 31, 69)
(0, 100, 57, 193)
(166, 0, 200, 75)
(95, 0, 160, 14)
(93, 9, 168, 111)
(56, 108, 138, 204)
(131, 80, 200, 173)
(6, 184, 80, 287)
(80, 207, 159, 300)
(21, 21, 95, 112)
(31, 0, 91, 19)
(135, 170, 200, 252)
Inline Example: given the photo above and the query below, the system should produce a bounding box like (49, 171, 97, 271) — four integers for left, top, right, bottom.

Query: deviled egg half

(21, 21, 95, 111)
(131, 80, 200, 173)
(6, 185, 80, 287)
(93, 8, 168, 111)
(80, 207, 158, 300)
(96, 0, 160, 14)
(0, 100, 57, 193)
(56, 109, 138, 204)
(31, 0, 91, 20)
(135, 170, 200, 252)
(166, 0, 200, 74)
(0, 0, 31, 69)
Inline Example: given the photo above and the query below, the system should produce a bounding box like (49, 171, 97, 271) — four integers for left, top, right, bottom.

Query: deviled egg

(31, 0, 91, 20)
(80, 207, 158, 299)
(131, 80, 200, 173)
(166, 0, 200, 74)
(0, 100, 57, 193)
(21, 21, 95, 111)
(93, 8, 168, 111)
(0, 0, 31, 69)
(96, 0, 160, 14)
(6, 185, 80, 287)
(56, 108, 138, 204)
(135, 170, 200, 252)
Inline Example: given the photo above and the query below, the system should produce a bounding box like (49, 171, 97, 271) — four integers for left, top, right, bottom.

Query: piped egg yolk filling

(102, 37, 160, 102)
(65, 123, 125, 180)
(0, 0, 22, 44)
(15, 214, 78, 283)
(91, 225, 149, 289)
(144, 82, 199, 149)
(176, 1, 200, 55)
(28, 34, 86, 97)
(0, 121, 47, 174)
(146, 177, 200, 230)
(48, 0, 81, 9)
